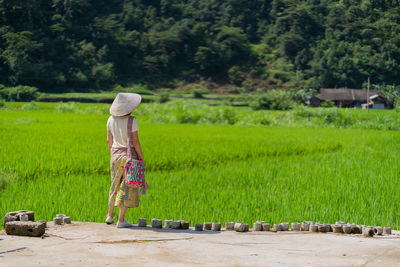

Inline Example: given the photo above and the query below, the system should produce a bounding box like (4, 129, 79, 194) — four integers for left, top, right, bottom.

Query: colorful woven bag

(124, 116, 146, 194)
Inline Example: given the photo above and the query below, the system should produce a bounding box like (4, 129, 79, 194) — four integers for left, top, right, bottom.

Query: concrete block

(164, 220, 173, 228)
(5, 211, 18, 218)
(38, 220, 47, 228)
(383, 227, 392, 235)
(225, 222, 235, 230)
(16, 211, 34, 221)
(233, 222, 242, 232)
(151, 219, 162, 228)
(374, 227, 383, 235)
(20, 214, 29, 221)
(318, 224, 328, 233)
(180, 221, 189, 229)
(280, 223, 289, 231)
(262, 223, 270, 231)
(309, 224, 318, 232)
(54, 217, 62, 225)
(326, 224, 331, 232)
(4, 211, 34, 228)
(56, 214, 66, 219)
(301, 222, 310, 231)
(195, 223, 203, 231)
(4, 214, 18, 228)
(253, 222, 263, 231)
(351, 225, 361, 234)
(291, 222, 300, 231)
(25, 211, 34, 221)
(273, 224, 282, 231)
(332, 225, 344, 233)
(203, 222, 212, 230)
(63, 217, 71, 224)
(5, 221, 45, 237)
(138, 218, 147, 227)
(363, 227, 374, 237)
(171, 221, 181, 229)
(211, 223, 221, 231)
(335, 221, 345, 225)
(234, 223, 248, 232)
(342, 225, 352, 234)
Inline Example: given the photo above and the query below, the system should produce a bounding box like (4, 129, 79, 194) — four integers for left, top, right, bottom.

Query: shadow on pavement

(112, 225, 222, 235)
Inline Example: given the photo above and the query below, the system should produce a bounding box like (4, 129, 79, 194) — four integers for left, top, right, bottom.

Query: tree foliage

(1, 0, 400, 91)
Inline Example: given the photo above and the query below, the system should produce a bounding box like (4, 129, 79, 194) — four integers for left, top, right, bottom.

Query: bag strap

(126, 116, 135, 158)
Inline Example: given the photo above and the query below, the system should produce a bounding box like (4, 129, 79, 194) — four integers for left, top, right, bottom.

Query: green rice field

(1, 102, 399, 229)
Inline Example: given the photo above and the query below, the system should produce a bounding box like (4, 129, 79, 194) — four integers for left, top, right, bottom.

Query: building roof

(369, 94, 379, 100)
(317, 89, 381, 102)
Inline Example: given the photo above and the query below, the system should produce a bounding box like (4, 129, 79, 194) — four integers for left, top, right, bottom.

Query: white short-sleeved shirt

(107, 116, 139, 148)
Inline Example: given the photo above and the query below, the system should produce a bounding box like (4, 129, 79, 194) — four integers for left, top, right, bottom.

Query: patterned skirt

(108, 147, 139, 208)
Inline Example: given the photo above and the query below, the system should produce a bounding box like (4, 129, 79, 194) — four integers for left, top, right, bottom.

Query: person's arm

(132, 131, 144, 160)
(107, 130, 113, 154)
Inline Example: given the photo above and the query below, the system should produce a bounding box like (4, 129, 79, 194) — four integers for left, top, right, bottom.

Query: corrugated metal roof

(317, 89, 381, 101)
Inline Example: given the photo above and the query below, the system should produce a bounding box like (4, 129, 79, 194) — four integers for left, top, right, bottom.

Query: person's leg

(108, 178, 120, 218)
(115, 155, 139, 224)
(116, 173, 130, 223)
(118, 206, 127, 222)
(115, 186, 132, 227)
(116, 184, 140, 227)
(108, 157, 123, 221)
(116, 185, 139, 224)
(108, 204, 114, 217)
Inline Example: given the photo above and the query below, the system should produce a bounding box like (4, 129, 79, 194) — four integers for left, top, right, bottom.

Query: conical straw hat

(109, 93, 142, 116)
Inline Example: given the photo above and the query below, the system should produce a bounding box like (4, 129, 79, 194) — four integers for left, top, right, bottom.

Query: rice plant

(0, 103, 399, 230)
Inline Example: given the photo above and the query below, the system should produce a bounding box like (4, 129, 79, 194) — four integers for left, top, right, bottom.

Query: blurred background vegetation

(1, 0, 400, 93)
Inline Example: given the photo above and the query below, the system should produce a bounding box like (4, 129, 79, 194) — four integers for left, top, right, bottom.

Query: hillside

(1, 0, 400, 91)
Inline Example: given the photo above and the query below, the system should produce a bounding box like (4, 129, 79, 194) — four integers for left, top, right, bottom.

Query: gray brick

(5, 221, 45, 237)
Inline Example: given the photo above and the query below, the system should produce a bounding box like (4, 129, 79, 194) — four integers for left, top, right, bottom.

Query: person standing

(105, 93, 145, 228)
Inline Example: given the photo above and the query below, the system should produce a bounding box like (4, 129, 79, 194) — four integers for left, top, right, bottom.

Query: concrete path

(1, 222, 400, 266)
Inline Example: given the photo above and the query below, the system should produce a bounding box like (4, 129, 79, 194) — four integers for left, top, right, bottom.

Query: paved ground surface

(1, 222, 400, 266)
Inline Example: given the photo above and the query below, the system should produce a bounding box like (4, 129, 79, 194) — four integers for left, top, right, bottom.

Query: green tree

(1, 31, 43, 85)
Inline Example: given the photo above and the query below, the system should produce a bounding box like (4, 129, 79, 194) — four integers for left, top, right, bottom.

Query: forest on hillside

(1, 0, 400, 92)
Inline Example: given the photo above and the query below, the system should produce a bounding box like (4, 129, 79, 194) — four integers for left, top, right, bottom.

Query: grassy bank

(4, 100, 400, 130)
